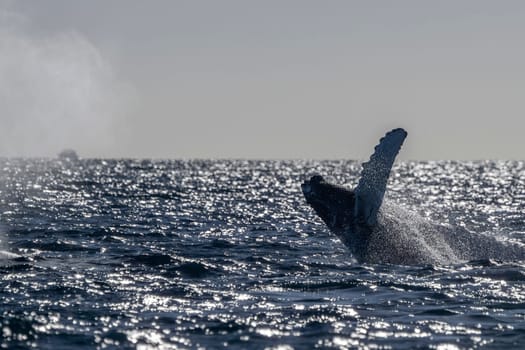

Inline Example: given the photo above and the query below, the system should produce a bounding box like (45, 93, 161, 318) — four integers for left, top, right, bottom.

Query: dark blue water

(1, 159, 524, 349)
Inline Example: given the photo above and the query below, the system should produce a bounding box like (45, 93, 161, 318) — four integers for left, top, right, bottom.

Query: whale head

(301, 175, 355, 234)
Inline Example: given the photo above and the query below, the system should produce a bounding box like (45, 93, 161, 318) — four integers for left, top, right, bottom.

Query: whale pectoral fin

(354, 128, 407, 226)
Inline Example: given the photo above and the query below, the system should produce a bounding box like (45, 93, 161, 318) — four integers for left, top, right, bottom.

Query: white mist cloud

(0, 9, 128, 157)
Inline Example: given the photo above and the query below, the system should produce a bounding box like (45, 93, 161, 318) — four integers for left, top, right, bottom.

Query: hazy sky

(1, 0, 525, 159)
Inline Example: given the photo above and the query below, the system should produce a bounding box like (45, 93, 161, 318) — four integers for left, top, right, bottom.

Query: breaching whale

(301, 128, 525, 265)
(302, 128, 410, 263)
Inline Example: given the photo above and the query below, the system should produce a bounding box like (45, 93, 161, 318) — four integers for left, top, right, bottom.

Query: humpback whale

(301, 128, 525, 265)
(302, 128, 410, 263)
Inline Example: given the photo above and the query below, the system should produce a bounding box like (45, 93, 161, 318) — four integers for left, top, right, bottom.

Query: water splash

(0, 228, 19, 260)
(368, 201, 459, 265)
(369, 199, 525, 265)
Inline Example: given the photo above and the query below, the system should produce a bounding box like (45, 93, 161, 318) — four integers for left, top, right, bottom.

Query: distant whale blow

(301, 128, 525, 265)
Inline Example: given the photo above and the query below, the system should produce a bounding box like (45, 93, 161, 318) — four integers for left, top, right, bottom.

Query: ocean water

(0, 159, 524, 349)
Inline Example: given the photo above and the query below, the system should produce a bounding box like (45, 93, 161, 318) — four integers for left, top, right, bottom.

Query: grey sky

(1, 0, 525, 159)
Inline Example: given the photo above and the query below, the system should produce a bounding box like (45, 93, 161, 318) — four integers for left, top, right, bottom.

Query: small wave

(281, 278, 364, 291)
(210, 239, 236, 249)
(167, 261, 218, 278)
(125, 253, 174, 266)
(20, 240, 98, 253)
(176, 261, 214, 278)
(417, 308, 462, 316)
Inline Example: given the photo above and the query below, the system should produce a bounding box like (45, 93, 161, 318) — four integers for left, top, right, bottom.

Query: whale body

(302, 128, 525, 265)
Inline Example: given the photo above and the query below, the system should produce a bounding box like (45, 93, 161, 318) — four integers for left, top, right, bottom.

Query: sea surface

(0, 159, 524, 349)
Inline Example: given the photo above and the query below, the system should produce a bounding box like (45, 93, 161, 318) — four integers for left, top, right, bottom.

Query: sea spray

(366, 200, 459, 265)
(369, 199, 525, 264)
(0, 228, 20, 261)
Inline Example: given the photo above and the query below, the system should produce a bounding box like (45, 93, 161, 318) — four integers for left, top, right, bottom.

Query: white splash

(367, 200, 459, 265)
(0, 229, 20, 261)
(367, 199, 525, 265)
